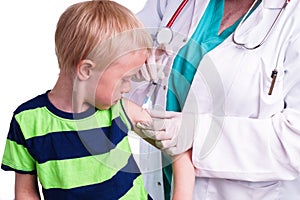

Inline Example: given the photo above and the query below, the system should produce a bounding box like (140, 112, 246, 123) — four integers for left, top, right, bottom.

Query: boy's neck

(48, 72, 91, 113)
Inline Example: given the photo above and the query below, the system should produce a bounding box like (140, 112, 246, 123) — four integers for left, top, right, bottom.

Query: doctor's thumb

(148, 109, 181, 119)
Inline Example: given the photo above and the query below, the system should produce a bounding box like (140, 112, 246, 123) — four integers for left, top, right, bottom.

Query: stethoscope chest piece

(156, 0, 189, 45)
(156, 27, 173, 45)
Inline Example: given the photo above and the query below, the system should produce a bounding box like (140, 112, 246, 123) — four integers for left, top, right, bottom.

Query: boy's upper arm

(122, 98, 152, 126)
(2, 114, 36, 174)
(122, 98, 156, 147)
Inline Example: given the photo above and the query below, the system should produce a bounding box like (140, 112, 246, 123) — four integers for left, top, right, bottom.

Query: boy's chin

(96, 104, 110, 110)
(112, 98, 121, 105)
(97, 101, 118, 110)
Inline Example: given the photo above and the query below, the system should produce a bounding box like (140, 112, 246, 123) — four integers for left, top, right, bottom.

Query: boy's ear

(76, 59, 95, 80)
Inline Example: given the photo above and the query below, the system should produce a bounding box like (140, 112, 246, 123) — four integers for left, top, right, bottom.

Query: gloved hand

(136, 110, 196, 156)
(133, 44, 173, 83)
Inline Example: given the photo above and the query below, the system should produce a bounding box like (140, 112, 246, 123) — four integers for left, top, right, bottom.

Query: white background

(0, 1, 146, 199)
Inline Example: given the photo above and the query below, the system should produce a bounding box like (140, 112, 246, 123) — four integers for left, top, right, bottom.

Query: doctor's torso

(134, 0, 298, 116)
(128, 0, 300, 199)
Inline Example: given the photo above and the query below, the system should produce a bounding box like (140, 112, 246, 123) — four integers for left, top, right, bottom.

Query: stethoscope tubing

(166, 0, 189, 28)
(232, 0, 290, 50)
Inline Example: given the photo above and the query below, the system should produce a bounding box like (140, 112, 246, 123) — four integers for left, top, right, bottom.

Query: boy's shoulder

(14, 91, 49, 115)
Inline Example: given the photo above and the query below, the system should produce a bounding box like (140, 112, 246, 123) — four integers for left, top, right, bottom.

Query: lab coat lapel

(160, 0, 184, 29)
(263, 0, 287, 9)
(160, 0, 210, 39)
(187, 0, 210, 39)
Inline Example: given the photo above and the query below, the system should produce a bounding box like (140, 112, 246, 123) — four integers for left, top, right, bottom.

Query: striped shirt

(1, 91, 152, 200)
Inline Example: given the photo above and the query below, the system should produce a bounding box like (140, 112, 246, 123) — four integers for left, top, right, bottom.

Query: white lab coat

(126, 0, 300, 199)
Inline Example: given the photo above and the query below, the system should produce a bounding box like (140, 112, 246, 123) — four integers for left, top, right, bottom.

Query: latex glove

(136, 110, 196, 156)
(134, 44, 172, 83)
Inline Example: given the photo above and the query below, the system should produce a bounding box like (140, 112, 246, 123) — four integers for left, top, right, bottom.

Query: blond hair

(55, 0, 152, 71)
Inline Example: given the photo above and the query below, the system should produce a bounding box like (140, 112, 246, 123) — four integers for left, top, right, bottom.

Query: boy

(1, 0, 195, 199)
(1, 1, 153, 199)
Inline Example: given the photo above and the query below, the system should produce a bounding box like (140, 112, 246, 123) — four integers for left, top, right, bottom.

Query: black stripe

(14, 91, 49, 115)
(26, 117, 128, 163)
(1, 164, 36, 175)
(7, 116, 26, 146)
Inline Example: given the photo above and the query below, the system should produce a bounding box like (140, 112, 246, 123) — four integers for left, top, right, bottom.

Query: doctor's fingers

(137, 121, 174, 140)
(155, 43, 173, 57)
(155, 136, 177, 151)
(145, 54, 159, 81)
(137, 64, 151, 81)
(136, 120, 166, 131)
(142, 129, 174, 141)
(148, 109, 182, 119)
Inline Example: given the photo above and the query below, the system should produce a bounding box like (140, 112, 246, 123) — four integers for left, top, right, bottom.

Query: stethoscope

(232, 0, 290, 95)
(157, 0, 290, 47)
(155, 0, 291, 95)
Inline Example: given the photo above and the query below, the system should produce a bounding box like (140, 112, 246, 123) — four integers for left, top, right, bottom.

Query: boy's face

(92, 50, 147, 110)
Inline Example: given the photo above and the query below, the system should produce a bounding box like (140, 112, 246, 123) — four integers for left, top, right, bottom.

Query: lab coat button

(157, 182, 162, 186)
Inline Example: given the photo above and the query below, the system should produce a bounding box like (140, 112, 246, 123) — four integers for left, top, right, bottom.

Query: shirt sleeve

(192, 34, 300, 182)
(1, 114, 36, 174)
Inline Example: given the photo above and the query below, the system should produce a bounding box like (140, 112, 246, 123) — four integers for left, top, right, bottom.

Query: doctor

(126, 0, 300, 199)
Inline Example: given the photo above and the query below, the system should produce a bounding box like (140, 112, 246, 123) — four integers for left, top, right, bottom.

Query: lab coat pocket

(206, 178, 281, 200)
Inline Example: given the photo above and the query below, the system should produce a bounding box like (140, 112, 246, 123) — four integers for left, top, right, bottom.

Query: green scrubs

(163, 0, 260, 198)
(166, 0, 241, 112)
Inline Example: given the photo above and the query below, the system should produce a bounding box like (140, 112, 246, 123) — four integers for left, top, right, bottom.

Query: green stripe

(37, 136, 132, 189)
(2, 140, 35, 172)
(119, 99, 132, 131)
(15, 101, 123, 140)
(111, 100, 124, 120)
(120, 175, 148, 200)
